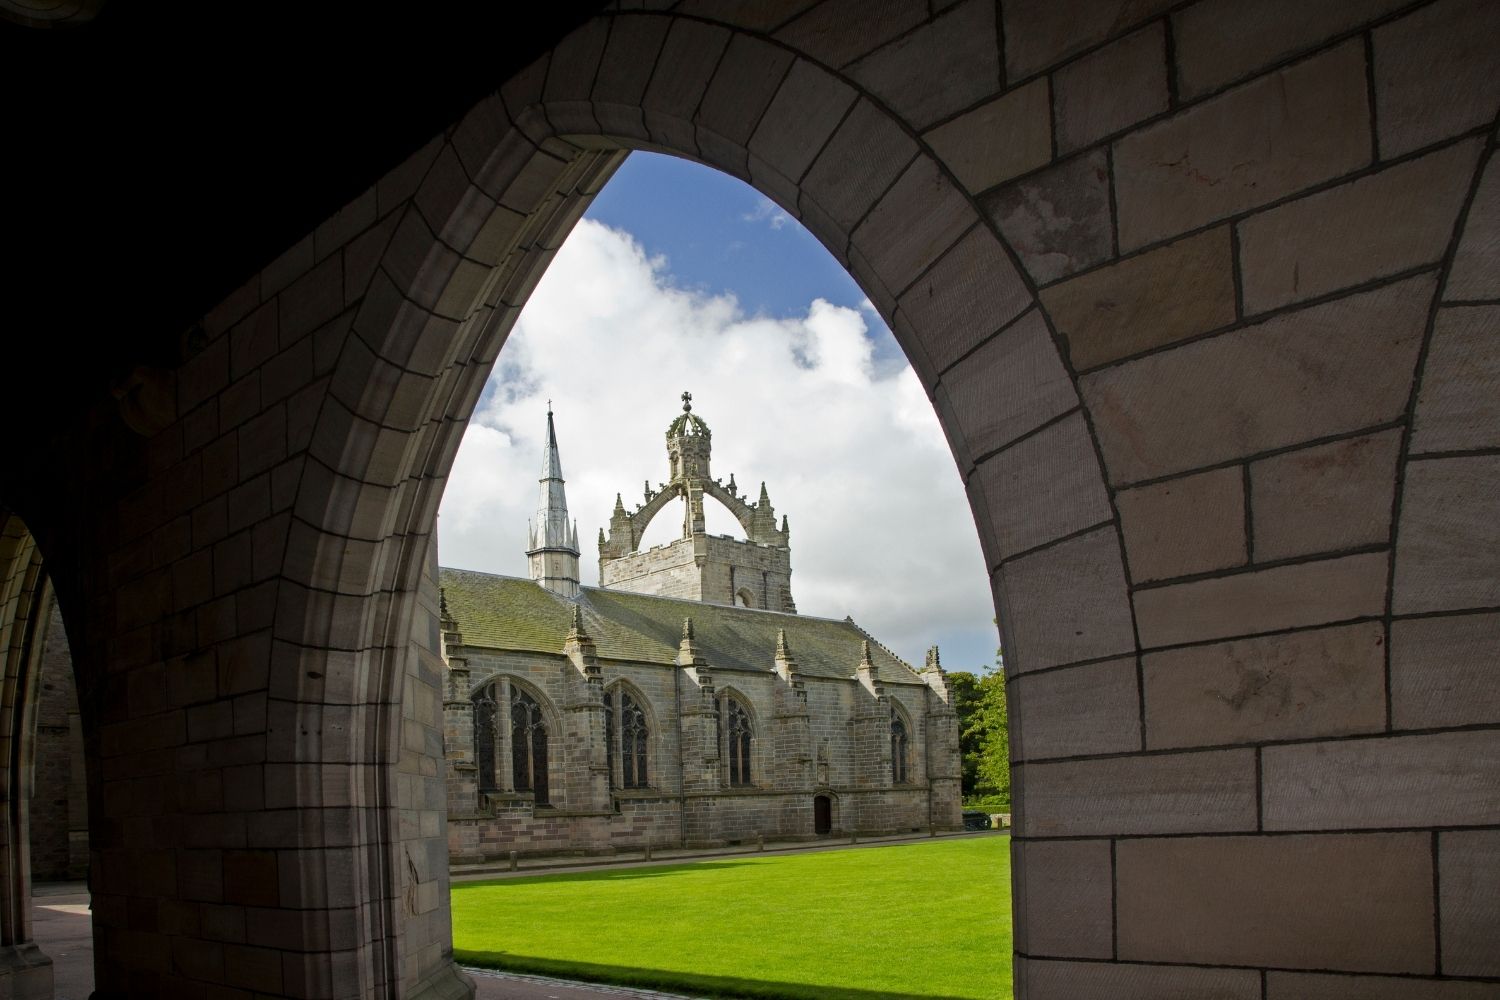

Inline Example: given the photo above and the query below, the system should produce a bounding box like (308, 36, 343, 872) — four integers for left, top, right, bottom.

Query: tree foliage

(948, 665, 1009, 801)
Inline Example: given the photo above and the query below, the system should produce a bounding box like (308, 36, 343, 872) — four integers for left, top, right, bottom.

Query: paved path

(31, 883, 92, 1000)
(468, 967, 702, 999)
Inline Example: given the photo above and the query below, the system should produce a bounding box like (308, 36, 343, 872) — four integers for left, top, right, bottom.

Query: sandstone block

(1113, 40, 1370, 251)
(1393, 455, 1500, 614)
(1238, 139, 1482, 314)
(1173, 0, 1410, 100)
(772, 0, 925, 69)
(972, 412, 1114, 560)
(923, 79, 1051, 194)
(1082, 275, 1432, 483)
(1054, 23, 1168, 153)
(592, 15, 668, 109)
(1133, 551, 1388, 649)
(1042, 226, 1235, 370)
(1116, 465, 1245, 583)
(1391, 612, 1500, 730)
(851, 156, 974, 295)
(1441, 830, 1500, 977)
(1446, 159, 1500, 301)
(1002, 0, 1175, 80)
(993, 526, 1136, 674)
(1268, 972, 1500, 1000)
(985, 149, 1113, 285)
(543, 20, 608, 104)
(896, 225, 1032, 375)
(1016, 748, 1256, 837)
(1412, 306, 1500, 453)
(1012, 657, 1140, 760)
(1143, 622, 1387, 749)
(641, 19, 730, 125)
(748, 60, 857, 184)
(697, 36, 794, 148)
(1373, 0, 1500, 158)
(1018, 958, 1261, 1000)
(936, 309, 1077, 466)
(1012, 839, 1113, 958)
(801, 99, 918, 234)
(1262, 730, 1500, 830)
(846, 0, 999, 131)
(1117, 833, 1435, 972)
(1250, 428, 1403, 562)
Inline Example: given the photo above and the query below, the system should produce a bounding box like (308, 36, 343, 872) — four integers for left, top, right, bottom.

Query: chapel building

(439, 398, 962, 860)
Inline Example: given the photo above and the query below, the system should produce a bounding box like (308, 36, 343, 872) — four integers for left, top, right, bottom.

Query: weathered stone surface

(1134, 552, 1388, 649)
(936, 309, 1078, 466)
(1262, 730, 1500, 830)
(1082, 275, 1433, 484)
(993, 527, 1136, 674)
(1143, 623, 1387, 749)
(1238, 139, 1482, 314)
(801, 99, 918, 233)
(847, 0, 999, 130)
(748, 60, 857, 184)
(1018, 959, 1261, 1000)
(1012, 839, 1114, 958)
(985, 150, 1113, 285)
(1391, 612, 1500, 730)
(1441, 830, 1500, 977)
(1117, 833, 1435, 972)
(1393, 455, 1500, 614)
(772, 0, 924, 69)
(1173, 0, 1410, 99)
(1054, 23, 1168, 153)
(1373, 0, 1500, 158)
(1268, 972, 1500, 1000)
(697, 35, 795, 147)
(1116, 465, 1244, 583)
(1114, 40, 1370, 251)
(1002, 0, 1176, 80)
(973, 412, 1114, 560)
(1412, 306, 1500, 453)
(1250, 429, 1403, 562)
(896, 225, 1033, 375)
(1446, 159, 1500, 301)
(1017, 749, 1256, 837)
(1043, 226, 1235, 370)
(852, 155, 974, 295)
(924, 79, 1051, 194)
(1012, 657, 1140, 760)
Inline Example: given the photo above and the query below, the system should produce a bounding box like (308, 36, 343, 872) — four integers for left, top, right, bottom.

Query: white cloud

(742, 197, 789, 230)
(439, 219, 997, 670)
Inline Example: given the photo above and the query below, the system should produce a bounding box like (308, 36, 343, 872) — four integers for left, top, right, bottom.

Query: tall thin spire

(527, 404, 581, 597)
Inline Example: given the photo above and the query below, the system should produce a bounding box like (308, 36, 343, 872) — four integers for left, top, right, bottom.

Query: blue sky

(443, 152, 998, 673)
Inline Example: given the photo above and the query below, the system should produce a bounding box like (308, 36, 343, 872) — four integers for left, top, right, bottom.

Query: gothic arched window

(725, 696, 752, 786)
(512, 687, 549, 805)
(891, 709, 910, 785)
(604, 687, 650, 789)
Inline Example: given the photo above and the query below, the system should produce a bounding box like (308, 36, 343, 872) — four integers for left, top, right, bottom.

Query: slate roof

(439, 567, 928, 685)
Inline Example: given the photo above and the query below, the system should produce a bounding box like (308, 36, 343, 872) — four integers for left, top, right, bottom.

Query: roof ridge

(842, 616, 919, 675)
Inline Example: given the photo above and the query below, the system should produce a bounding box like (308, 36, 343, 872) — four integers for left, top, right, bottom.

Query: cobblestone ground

(468, 967, 702, 999)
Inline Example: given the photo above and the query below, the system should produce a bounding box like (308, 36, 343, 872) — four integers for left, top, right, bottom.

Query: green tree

(948, 659, 1010, 803)
(968, 669, 1009, 799)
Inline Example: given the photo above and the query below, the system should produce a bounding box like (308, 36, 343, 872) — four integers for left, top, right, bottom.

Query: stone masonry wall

(28, 597, 87, 882)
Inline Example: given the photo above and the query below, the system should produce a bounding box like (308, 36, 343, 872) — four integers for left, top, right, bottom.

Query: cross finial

(547, 398, 552, 415)
(681, 390, 692, 412)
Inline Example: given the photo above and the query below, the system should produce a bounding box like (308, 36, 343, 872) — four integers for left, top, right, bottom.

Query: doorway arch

(25, 3, 1496, 997)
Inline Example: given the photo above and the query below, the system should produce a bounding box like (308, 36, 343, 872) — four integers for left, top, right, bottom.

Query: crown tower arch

(599, 394, 795, 612)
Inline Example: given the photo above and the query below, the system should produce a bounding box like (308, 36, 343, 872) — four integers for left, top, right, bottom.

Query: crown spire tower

(527, 404, 581, 598)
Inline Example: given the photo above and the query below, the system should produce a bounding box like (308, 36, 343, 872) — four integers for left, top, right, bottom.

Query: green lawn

(452, 835, 1012, 1000)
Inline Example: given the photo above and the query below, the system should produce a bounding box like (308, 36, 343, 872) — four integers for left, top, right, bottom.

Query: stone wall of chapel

(28, 598, 88, 882)
(444, 646, 953, 860)
(698, 535, 792, 609)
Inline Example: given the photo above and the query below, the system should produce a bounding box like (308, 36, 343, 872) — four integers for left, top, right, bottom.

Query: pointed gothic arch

(470, 675, 562, 809)
(603, 678, 656, 790)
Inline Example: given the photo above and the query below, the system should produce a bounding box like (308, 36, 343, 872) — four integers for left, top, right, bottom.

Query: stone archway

(10, 2, 1496, 997)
